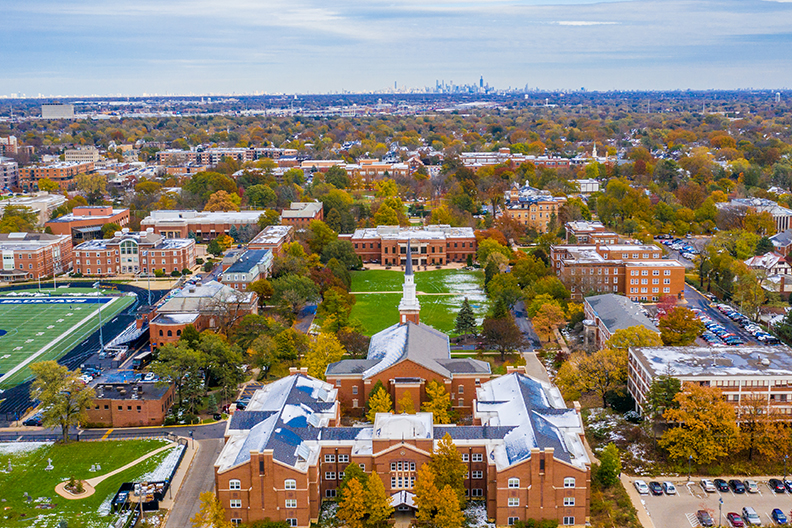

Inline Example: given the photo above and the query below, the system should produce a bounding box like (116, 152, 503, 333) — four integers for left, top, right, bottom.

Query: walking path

(351, 291, 461, 295)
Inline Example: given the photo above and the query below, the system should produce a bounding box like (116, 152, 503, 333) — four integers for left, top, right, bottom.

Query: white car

(700, 479, 716, 493)
(634, 480, 650, 495)
(144, 372, 156, 382)
(662, 481, 677, 494)
(744, 479, 759, 493)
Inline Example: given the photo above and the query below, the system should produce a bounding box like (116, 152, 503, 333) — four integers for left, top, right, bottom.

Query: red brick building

(72, 228, 195, 276)
(140, 210, 264, 240)
(248, 225, 294, 256)
(46, 206, 131, 241)
(0, 232, 73, 281)
(340, 225, 477, 266)
(19, 161, 94, 191)
(280, 201, 323, 228)
(85, 379, 175, 428)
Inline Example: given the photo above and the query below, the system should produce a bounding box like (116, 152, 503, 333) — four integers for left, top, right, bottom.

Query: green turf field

(349, 269, 489, 335)
(0, 294, 135, 389)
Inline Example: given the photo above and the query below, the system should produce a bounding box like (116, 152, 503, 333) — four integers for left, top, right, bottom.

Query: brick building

(72, 228, 195, 276)
(156, 147, 298, 166)
(148, 280, 257, 349)
(582, 294, 659, 350)
(341, 225, 477, 266)
(280, 202, 323, 228)
(18, 161, 94, 191)
(550, 243, 686, 302)
(628, 345, 792, 416)
(248, 225, 294, 256)
(46, 206, 130, 241)
(140, 210, 265, 240)
(85, 378, 175, 427)
(64, 147, 100, 163)
(0, 232, 73, 281)
(564, 221, 620, 245)
(504, 196, 566, 233)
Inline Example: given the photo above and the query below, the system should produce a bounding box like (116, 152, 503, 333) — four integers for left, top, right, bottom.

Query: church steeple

(398, 238, 420, 325)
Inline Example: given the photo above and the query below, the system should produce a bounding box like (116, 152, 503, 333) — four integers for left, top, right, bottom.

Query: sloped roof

(771, 230, 792, 248)
(585, 293, 658, 336)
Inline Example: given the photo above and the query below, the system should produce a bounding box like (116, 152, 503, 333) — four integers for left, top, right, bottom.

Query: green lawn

(0, 295, 135, 389)
(349, 269, 489, 336)
(0, 439, 174, 527)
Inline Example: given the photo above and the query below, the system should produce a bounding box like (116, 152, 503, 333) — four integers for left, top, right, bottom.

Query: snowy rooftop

(48, 208, 127, 223)
(141, 210, 266, 224)
(585, 294, 658, 335)
(158, 280, 254, 313)
(249, 225, 293, 246)
(281, 201, 323, 219)
(373, 413, 434, 440)
(347, 225, 475, 241)
(566, 220, 606, 232)
(0, 232, 69, 251)
(631, 345, 792, 378)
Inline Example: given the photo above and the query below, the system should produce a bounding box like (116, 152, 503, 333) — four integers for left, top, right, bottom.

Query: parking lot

(630, 477, 792, 528)
(684, 285, 764, 346)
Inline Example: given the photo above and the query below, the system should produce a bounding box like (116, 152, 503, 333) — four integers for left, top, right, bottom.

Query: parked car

(714, 478, 730, 492)
(634, 480, 650, 495)
(699, 479, 717, 493)
(772, 509, 788, 525)
(662, 481, 677, 495)
(729, 479, 746, 493)
(745, 479, 759, 493)
(784, 479, 792, 493)
(648, 481, 664, 495)
(769, 478, 786, 493)
(742, 506, 762, 526)
(22, 413, 42, 426)
(726, 512, 745, 527)
(697, 510, 715, 527)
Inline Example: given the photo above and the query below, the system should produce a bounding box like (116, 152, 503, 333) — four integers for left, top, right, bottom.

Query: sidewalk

(159, 437, 199, 511)
(621, 474, 658, 528)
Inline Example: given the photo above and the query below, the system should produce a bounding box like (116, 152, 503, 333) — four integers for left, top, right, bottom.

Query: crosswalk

(685, 512, 700, 527)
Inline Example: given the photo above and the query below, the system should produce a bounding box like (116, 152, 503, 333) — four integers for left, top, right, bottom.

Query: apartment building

(248, 225, 294, 256)
(73, 228, 195, 276)
(140, 210, 266, 239)
(18, 161, 94, 191)
(64, 147, 100, 163)
(550, 243, 685, 302)
(280, 201, 323, 228)
(156, 147, 298, 166)
(0, 157, 19, 189)
(628, 345, 792, 416)
(85, 378, 175, 428)
(341, 225, 476, 266)
(583, 294, 659, 349)
(46, 206, 131, 241)
(220, 249, 273, 291)
(564, 221, 620, 245)
(0, 232, 73, 281)
(504, 196, 566, 232)
(347, 159, 410, 183)
(461, 148, 575, 169)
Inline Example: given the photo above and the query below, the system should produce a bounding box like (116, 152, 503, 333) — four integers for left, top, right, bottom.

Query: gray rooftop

(224, 249, 272, 274)
(585, 293, 659, 336)
(631, 345, 792, 378)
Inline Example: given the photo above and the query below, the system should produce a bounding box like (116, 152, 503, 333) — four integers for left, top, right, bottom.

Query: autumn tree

(531, 302, 567, 342)
(204, 190, 241, 212)
(0, 205, 38, 233)
(658, 307, 704, 346)
(397, 391, 416, 414)
(732, 270, 766, 321)
(435, 485, 465, 528)
(422, 380, 452, 424)
(337, 477, 367, 528)
(247, 278, 274, 307)
(738, 393, 780, 461)
(191, 491, 232, 528)
(367, 387, 393, 422)
(414, 463, 439, 524)
(605, 325, 662, 352)
(38, 177, 60, 192)
(75, 172, 107, 203)
(365, 472, 394, 528)
(304, 332, 346, 380)
(428, 434, 467, 507)
(659, 383, 739, 464)
(481, 314, 526, 360)
(30, 361, 96, 443)
(556, 349, 626, 408)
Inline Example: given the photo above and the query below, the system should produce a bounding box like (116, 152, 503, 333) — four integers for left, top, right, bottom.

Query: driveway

(166, 437, 225, 528)
(684, 285, 760, 345)
(513, 301, 541, 349)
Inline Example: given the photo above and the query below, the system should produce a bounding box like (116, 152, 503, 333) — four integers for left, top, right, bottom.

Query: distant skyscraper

(777, 92, 782, 103)
(480, 76, 484, 88)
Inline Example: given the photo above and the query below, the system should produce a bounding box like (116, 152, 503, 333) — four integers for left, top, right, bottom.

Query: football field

(0, 294, 135, 389)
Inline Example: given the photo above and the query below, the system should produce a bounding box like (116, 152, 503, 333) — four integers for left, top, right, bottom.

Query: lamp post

(785, 454, 789, 481)
(718, 497, 723, 528)
(687, 455, 692, 482)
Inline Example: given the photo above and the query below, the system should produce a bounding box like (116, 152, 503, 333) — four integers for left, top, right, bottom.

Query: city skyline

(3, 0, 792, 96)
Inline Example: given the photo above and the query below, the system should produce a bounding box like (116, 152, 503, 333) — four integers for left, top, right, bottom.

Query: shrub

(181, 268, 192, 275)
(154, 269, 166, 278)
(203, 261, 214, 272)
(196, 258, 204, 265)
(170, 270, 181, 277)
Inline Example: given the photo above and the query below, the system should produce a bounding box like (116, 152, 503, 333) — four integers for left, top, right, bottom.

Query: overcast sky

(3, 0, 792, 96)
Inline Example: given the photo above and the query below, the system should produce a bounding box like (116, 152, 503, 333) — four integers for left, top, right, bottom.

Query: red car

(726, 512, 744, 527)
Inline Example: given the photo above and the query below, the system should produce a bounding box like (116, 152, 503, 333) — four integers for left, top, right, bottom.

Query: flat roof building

(85, 376, 176, 428)
(0, 232, 73, 281)
(140, 210, 265, 240)
(280, 201, 323, 228)
(341, 225, 476, 266)
(46, 205, 130, 241)
(248, 225, 294, 256)
(18, 161, 94, 191)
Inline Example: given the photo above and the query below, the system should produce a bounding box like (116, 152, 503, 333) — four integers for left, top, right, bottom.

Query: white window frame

(508, 497, 519, 507)
(338, 454, 350, 463)
(284, 479, 296, 490)
(285, 499, 297, 508)
(286, 519, 298, 527)
(324, 454, 335, 463)
(563, 497, 575, 506)
(508, 478, 519, 488)
(229, 479, 241, 490)
(564, 477, 575, 488)
(230, 499, 242, 509)
(563, 517, 575, 526)
(472, 453, 483, 462)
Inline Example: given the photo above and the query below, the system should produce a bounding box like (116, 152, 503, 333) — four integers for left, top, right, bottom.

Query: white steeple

(398, 238, 420, 325)
(592, 142, 597, 159)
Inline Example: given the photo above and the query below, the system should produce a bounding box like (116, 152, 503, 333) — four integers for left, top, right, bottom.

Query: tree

(659, 383, 739, 464)
(321, 240, 362, 269)
(659, 307, 705, 346)
(338, 329, 370, 359)
(373, 202, 399, 225)
(531, 303, 566, 342)
(486, 273, 523, 309)
(397, 391, 416, 414)
(75, 172, 107, 203)
(739, 393, 780, 461)
(150, 341, 207, 413)
(428, 434, 467, 507)
(484, 259, 499, 287)
(596, 443, 622, 488)
(775, 309, 792, 346)
(414, 463, 439, 524)
(435, 485, 465, 528)
(366, 387, 392, 422)
(644, 374, 682, 424)
(30, 361, 96, 443)
(0, 204, 38, 233)
(454, 298, 477, 336)
(338, 462, 368, 497)
(481, 314, 526, 360)
(326, 165, 350, 189)
(477, 238, 512, 265)
(271, 274, 321, 323)
(247, 278, 274, 307)
(605, 326, 662, 352)
(245, 184, 277, 208)
(191, 491, 232, 528)
(305, 333, 347, 380)
(257, 209, 280, 229)
(307, 220, 337, 254)
(364, 472, 394, 528)
(732, 270, 766, 321)
(38, 178, 59, 192)
(556, 349, 626, 408)
(197, 332, 244, 404)
(337, 478, 367, 528)
(204, 190, 241, 212)
(421, 380, 452, 424)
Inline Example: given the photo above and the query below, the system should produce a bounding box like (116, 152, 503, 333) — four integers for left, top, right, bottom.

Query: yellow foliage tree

(413, 463, 439, 524)
(191, 491, 232, 528)
(532, 302, 567, 342)
(397, 391, 416, 414)
(337, 477, 367, 528)
(365, 471, 394, 528)
(204, 190, 241, 212)
(556, 348, 626, 408)
(605, 325, 662, 352)
(304, 332, 346, 380)
(435, 485, 465, 528)
(421, 380, 452, 424)
(367, 387, 392, 422)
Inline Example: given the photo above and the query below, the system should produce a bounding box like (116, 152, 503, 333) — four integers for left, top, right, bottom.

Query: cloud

(554, 21, 618, 25)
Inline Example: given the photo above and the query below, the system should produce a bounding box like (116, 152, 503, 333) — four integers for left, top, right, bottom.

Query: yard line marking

(100, 428, 114, 440)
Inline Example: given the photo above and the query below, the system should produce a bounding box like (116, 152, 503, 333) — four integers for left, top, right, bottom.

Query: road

(0, 420, 227, 442)
(513, 300, 541, 349)
(166, 437, 224, 528)
(684, 284, 760, 345)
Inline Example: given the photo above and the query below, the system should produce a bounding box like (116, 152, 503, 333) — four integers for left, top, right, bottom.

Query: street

(684, 284, 761, 345)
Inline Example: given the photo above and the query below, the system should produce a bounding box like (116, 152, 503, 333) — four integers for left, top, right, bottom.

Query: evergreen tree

(775, 309, 792, 346)
(434, 485, 464, 528)
(367, 387, 393, 422)
(428, 434, 467, 507)
(364, 472, 394, 528)
(397, 391, 416, 414)
(421, 381, 452, 424)
(454, 298, 477, 336)
(484, 259, 498, 286)
(337, 478, 367, 528)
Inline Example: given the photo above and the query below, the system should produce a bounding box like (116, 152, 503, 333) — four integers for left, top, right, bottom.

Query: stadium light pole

(98, 301, 104, 353)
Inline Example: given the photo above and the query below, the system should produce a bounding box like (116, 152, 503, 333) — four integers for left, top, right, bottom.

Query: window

(472, 453, 483, 462)
(284, 479, 296, 490)
(508, 518, 519, 526)
(229, 479, 241, 490)
(286, 520, 298, 527)
(285, 499, 297, 508)
(338, 454, 349, 463)
(230, 499, 242, 509)
(508, 478, 520, 488)
(231, 520, 242, 526)
(563, 497, 575, 506)
(508, 498, 519, 507)
(563, 517, 575, 526)
(324, 455, 335, 463)
(352, 399, 358, 408)
(458, 385, 464, 394)
(359, 464, 365, 471)
(471, 488, 483, 497)
(564, 477, 575, 488)
(461, 454, 469, 462)
(472, 470, 483, 479)
(325, 472, 336, 480)
(664, 270, 671, 275)
(326, 489, 336, 498)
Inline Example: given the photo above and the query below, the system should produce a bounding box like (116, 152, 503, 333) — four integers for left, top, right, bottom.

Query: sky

(2, 0, 792, 96)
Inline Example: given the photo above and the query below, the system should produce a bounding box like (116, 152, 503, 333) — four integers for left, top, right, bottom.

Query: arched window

(564, 477, 575, 488)
(176, 330, 181, 336)
(508, 478, 519, 488)
(284, 479, 296, 490)
(167, 330, 172, 337)
(229, 479, 241, 490)
(159, 330, 163, 336)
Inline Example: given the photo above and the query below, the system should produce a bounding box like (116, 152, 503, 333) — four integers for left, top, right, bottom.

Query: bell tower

(398, 238, 420, 325)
